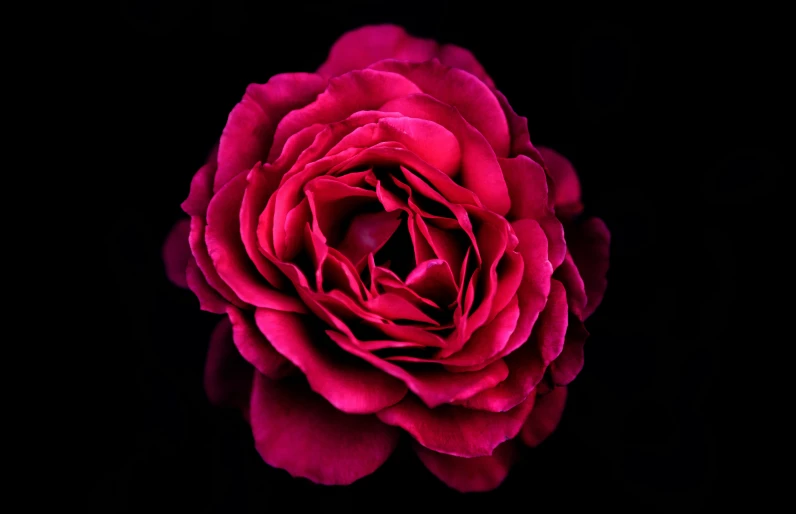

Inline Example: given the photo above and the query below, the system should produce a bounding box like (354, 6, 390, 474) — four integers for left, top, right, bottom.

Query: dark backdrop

(83, 2, 785, 511)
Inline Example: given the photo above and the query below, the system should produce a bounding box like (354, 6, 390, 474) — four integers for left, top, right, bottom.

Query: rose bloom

(163, 24, 610, 492)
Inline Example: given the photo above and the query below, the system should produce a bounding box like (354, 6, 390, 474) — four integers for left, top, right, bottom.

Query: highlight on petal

(376, 393, 535, 457)
(538, 146, 583, 219)
(162, 219, 191, 288)
(203, 317, 254, 408)
(250, 373, 400, 485)
(414, 439, 516, 493)
(520, 386, 568, 447)
(254, 309, 407, 414)
(568, 217, 610, 319)
(437, 44, 495, 88)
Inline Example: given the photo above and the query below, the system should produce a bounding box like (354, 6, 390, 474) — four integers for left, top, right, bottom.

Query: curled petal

(520, 386, 567, 447)
(250, 374, 400, 485)
(226, 306, 293, 379)
(538, 147, 583, 219)
(162, 219, 191, 288)
(185, 259, 228, 314)
(415, 440, 516, 493)
(555, 252, 587, 319)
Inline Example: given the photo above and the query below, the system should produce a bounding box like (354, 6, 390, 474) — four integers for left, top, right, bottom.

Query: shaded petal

(181, 147, 217, 217)
(499, 155, 549, 221)
(317, 24, 439, 79)
(189, 216, 245, 307)
(520, 386, 567, 447)
(215, 73, 326, 191)
(185, 258, 228, 314)
(254, 309, 407, 413)
(493, 89, 544, 165)
(203, 317, 253, 408)
(568, 217, 610, 319)
(226, 305, 293, 379)
(549, 314, 589, 386)
(555, 252, 587, 320)
(205, 173, 307, 312)
(415, 440, 515, 493)
(336, 210, 402, 271)
(405, 259, 457, 307)
(250, 374, 400, 485)
(163, 219, 191, 288)
(376, 393, 535, 457)
(538, 147, 583, 219)
(438, 44, 495, 88)
(540, 214, 567, 270)
(370, 59, 510, 157)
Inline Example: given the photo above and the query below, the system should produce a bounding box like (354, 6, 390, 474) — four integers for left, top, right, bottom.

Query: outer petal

(317, 24, 439, 79)
(538, 147, 583, 219)
(414, 440, 516, 493)
(568, 217, 611, 319)
(549, 314, 589, 386)
(254, 309, 407, 414)
(437, 44, 495, 88)
(250, 374, 400, 485)
(214, 73, 326, 192)
(226, 306, 293, 379)
(185, 259, 228, 314)
(203, 317, 254, 408)
(520, 386, 568, 447)
(181, 145, 218, 217)
(162, 219, 191, 288)
(376, 393, 535, 457)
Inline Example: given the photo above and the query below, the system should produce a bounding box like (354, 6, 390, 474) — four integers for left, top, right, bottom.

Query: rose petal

(254, 308, 407, 413)
(555, 252, 587, 319)
(370, 59, 510, 157)
(537, 147, 583, 219)
(185, 258, 228, 314)
(499, 155, 549, 221)
(520, 386, 567, 447)
(540, 214, 567, 270)
(568, 217, 610, 319)
(549, 314, 589, 386)
(214, 73, 326, 192)
(405, 259, 457, 307)
(415, 440, 515, 493)
(493, 89, 544, 165)
(226, 305, 293, 379)
(205, 173, 308, 312)
(189, 216, 245, 307)
(437, 44, 495, 88)
(268, 69, 422, 163)
(250, 374, 400, 485)
(317, 24, 439, 80)
(162, 219, 191, 288)
(336, 210, 403, 271)
(181, 146, 217, 217)
(203, 317, 253, 408)
(376, 392, 536, 457)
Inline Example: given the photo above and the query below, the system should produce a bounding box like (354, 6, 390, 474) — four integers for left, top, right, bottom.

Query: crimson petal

(568, 217, 610, 319)
(226, 306, 293, 379)
(203, 317, 253, 408)
(538, 147, 583, 219)
(520, 386, 567, 447)
(162, 219, 191, 288)
(415, 440, 516, 493)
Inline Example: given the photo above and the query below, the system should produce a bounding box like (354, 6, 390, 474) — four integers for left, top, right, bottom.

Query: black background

(81, 2, 786, 511)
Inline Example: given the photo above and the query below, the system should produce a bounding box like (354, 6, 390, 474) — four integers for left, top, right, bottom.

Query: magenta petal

(337, 210, 402, 271)
(185, 259, 228, 314)
(540, 214, 567, 270)
(181, 148, 217, 217)
(405, 259, 457, 307)
(317, 24, 439, 79)
(493, 89, 544, 165)
(254, 309, 407, 413)
(415, 440, 515, 493)
(549, 315, 589, 386)
(250, 373, 400, 485)
(205, 173, 307, 313)
(568, 217, 610, 319)
(555, 252, 587, 320)
(214, 73, 326, 192)
(437, 44, 495, 88)
(499, 155, 549, 221)
(538, 147, 583, 219)
(203, 317, 254, 408)
(226, 306, 293, 379)
(189, 216, 245, 307)
(162, 219, 191, 288)
(520, 386, 567, 447)
(442, 296, 520, 367)
(376, 393, 535, 457)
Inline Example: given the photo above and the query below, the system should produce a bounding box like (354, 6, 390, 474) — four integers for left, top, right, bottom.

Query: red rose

(163, 24, 610, 492)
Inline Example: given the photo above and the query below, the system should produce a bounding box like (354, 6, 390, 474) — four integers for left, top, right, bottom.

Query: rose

(163, 24, 610, 492)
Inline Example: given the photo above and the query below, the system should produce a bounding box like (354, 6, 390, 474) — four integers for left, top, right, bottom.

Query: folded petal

(376, 392, 535, 457)
(185, 258, 228, 314)
(415, 439, 515, 493)
(226, 306, 293, 379)
(437, 44, 495, 88)
(162, 219, 191, 288)
(493, 89, 544, 165)
(520, 386, 567, 447)
(537, 147, 583, 219)
(499, 155, 549, 221)
(250, 374, 400, 485)
(549, 314, 589, 386)
(254, 308, 407, 413)
(181, 147, 217, 217)
(568, 217, 610, 319)
(203, 317, 254, 408)
(215, 73, 326, 191)
(555, 252, 587, 319)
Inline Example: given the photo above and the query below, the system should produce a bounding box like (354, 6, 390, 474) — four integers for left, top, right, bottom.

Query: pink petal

(415, 440, 515, 493)
(555, 252, 587, 319)
(203, 317, 254, 408)
(365, 293, 439, 325)
(437, 44, 496, 88)
(405, 259, 457, 307)
(537, 147, 583, 219)
(254, 308, 407, 414)
(317, 24, 439, 80)
(549, 315, 589, 386)
(181, 147, 217, 217)
(189, 216, 245, 307)
(162, 219, 191, 288)
(205, 173, 307, 312)
(568, 217, 610, 319)
(250, 373, 400, 485)
(214, 73, 326, 192)
(520, 386, 567, 447)
(226, 306, 293, 379)
(440, 296, 520, 367)
(376, 392, 536, 457)
(540, 214, 567, 270)
(185, 258, 228, 314)
(370, 59, 510, 157)
(268, 69, 422, 163)
(336, 210, 402, 271)
(499, 155, 549, 221)
(380, 93, 509, 215)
